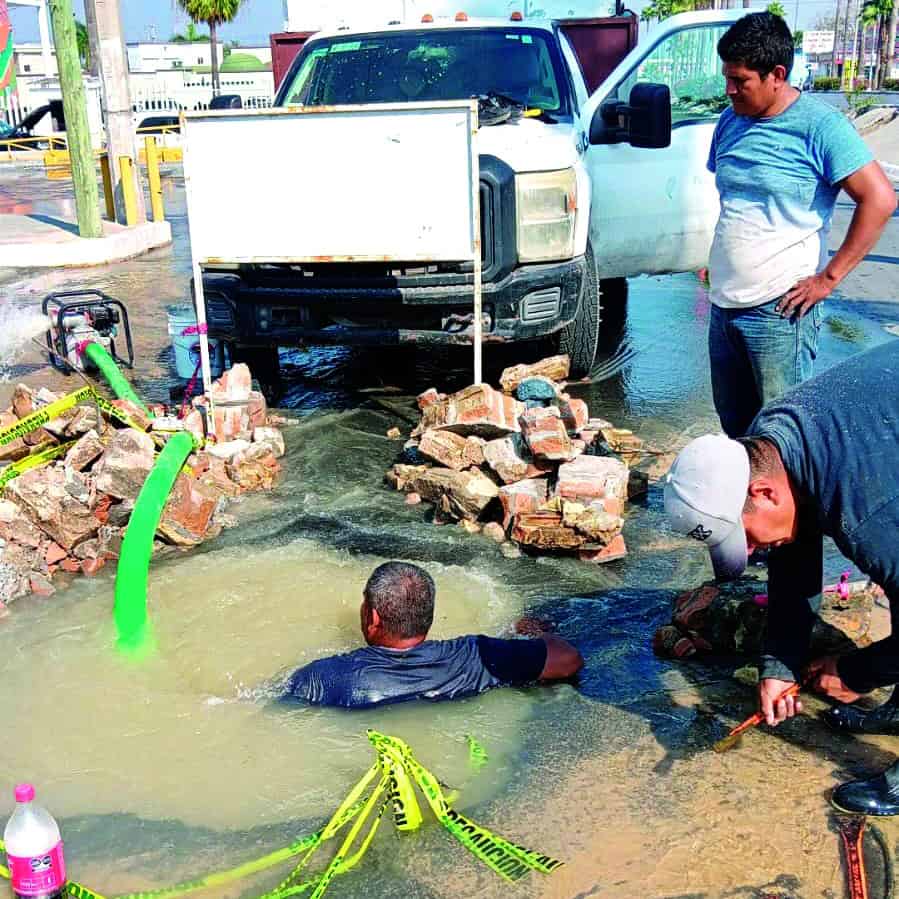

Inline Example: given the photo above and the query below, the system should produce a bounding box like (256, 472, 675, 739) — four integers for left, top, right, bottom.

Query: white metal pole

(192, 260, 218, 440)
(469, 101, 482, 385)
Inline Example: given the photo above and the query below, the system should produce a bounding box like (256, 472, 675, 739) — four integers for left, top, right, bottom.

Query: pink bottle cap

(14, 784, 35, 803)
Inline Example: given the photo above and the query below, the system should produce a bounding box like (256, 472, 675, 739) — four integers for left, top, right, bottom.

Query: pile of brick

(386, 354, 651, 563)
(0, 363, 285, 609)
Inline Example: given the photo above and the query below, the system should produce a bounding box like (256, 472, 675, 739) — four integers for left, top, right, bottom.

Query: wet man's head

(361, 561, 436, 647)
(663, 434, 799, 579)
(717, 12, 794, 117)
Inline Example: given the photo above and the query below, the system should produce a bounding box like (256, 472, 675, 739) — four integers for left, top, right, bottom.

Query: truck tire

(558, 243, 600, 378)
(231, 345, 282, 403)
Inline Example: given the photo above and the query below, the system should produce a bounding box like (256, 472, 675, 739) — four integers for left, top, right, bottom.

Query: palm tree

(176, 0, 244, 96)
(857, 0, 891, 86)
(170, 22, 210, 43)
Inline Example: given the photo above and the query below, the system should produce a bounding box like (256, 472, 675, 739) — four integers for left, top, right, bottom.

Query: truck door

(580, 14, 736, 278)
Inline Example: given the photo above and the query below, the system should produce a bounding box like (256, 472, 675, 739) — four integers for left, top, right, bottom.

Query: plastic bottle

(3, 784, 67, 899)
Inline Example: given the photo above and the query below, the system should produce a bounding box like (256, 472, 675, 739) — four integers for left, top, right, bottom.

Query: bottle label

(7, 841, 66, 896)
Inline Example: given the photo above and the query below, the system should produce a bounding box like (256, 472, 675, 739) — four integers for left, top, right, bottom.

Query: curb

(0, 220, 172, 268)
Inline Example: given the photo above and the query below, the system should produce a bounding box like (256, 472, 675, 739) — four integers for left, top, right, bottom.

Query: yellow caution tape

(0, 387, 94, 447)
(369, 730, 563, 882)
(0, 732, 557, 899)
(0, 441, 77, 491)
(381, 743, 423, 832)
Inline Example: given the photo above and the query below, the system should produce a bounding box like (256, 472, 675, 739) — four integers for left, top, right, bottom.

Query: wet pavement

(0, 165, 898, 899)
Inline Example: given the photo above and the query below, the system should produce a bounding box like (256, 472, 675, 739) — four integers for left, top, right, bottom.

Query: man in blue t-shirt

(663, 340, 899, 815)
(285, 561, 583, 709)
(707, 12, 895, 438)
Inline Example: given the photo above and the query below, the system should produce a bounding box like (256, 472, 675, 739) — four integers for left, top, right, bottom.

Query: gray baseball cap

(663, 434, 750, 579)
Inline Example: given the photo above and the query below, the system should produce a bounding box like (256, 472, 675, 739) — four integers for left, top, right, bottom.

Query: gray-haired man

(286, 561, 582, 709)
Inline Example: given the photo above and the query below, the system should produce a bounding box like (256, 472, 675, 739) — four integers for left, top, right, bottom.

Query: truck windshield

(280, 28, 569, 115)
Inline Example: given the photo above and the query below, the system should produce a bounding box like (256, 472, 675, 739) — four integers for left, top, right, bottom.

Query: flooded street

(1, 166, 898, 898)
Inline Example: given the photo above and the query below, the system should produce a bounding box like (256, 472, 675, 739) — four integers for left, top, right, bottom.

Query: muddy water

(1, 166, 899, 897)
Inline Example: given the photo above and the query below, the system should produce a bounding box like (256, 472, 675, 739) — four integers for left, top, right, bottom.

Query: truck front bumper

(202, 256, 586, 348)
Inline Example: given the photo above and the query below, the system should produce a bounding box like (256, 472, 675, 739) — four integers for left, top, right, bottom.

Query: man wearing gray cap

(664, 339, 899, 815)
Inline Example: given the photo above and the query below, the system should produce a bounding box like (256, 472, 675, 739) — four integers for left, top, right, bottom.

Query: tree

(170, 22, 210, 43)
(641, 0, 697, 23)
(859, 0, 896, 86)
(793, 29, 804, 47)
(176, 0, 243, 96)
(75, 19, 89, 69)
(767, 1, 787, 18)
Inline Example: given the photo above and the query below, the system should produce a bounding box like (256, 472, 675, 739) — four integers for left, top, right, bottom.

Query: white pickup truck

(200, 9, 741, 384)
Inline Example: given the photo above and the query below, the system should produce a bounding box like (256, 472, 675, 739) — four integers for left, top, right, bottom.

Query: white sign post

(181, 102, 483, 439)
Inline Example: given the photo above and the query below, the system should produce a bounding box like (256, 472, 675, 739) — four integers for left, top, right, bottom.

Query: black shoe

(823, 700, 899, 735)
(832, 769, 899, 816)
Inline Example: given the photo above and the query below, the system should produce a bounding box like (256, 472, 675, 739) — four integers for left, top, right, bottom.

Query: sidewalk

(0, 214, 172, 268)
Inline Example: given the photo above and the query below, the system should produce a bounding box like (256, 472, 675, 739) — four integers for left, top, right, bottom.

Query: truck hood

(475, 117, 578, 174)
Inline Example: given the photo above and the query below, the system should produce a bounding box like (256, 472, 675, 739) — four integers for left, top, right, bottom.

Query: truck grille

(521, 288, 562, 323)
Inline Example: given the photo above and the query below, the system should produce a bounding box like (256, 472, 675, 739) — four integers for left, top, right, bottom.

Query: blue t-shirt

(750, 340, 899, 692)
(286, 635, 548, 709)
(707, 93, 872, 308)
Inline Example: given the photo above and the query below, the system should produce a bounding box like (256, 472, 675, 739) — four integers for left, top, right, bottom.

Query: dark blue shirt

(751, 340, 899, 692)
(286, 635, 548, 709)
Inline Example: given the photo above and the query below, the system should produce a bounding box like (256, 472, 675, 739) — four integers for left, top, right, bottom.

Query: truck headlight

(515, 169, 577, 263)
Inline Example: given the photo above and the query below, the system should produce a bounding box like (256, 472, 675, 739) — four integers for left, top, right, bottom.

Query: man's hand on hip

(777, 272, 836, 319)
(805, 655, 863, 704)
(759, 677, 803, 726)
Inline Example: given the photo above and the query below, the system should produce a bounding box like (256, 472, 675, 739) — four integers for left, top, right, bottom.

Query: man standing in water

(707, 12, 895, 438)
(285, 561, 582, 708)
(664, 340, 899, 814)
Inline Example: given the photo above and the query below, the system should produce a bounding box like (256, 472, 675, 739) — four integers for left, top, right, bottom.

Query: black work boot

(823, 686, 899, 735)
(832, 760, 899, 816)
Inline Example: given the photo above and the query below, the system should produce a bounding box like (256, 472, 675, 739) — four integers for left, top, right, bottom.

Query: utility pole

(82, 0, 99, 75)
(90, 0, 146, 224)
(48, 0, 102, 238)
(839, 0, 852, 80)
(886, 0, 898, 84)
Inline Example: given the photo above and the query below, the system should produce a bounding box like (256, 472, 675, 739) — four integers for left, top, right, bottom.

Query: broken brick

(554, 455, 629, 516)
(519, 406, 572, 462)
(498, 478, 549, 531)
(500, 355, 570, 394)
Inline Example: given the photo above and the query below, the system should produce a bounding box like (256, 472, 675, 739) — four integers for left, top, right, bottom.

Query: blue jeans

(709, 297, 823, 438)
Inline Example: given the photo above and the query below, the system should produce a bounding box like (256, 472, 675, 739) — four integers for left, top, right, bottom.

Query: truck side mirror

(589, 82, 671, 149)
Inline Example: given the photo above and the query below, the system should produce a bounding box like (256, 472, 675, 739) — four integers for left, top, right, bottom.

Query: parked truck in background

(201, 9, 740, 388)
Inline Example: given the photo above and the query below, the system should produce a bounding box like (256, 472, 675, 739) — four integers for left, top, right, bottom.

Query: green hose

(82, 341, 151, 416)
(114, 431, 195, 652)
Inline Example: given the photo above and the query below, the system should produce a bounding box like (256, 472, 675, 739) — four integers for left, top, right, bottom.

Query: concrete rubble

(0, 363, 285, 607)
(653, 575, 884, 661)
(386, 354, 666, 564)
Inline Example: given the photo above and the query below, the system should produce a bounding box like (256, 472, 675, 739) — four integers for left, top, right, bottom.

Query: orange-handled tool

(712, 682, 801, 753)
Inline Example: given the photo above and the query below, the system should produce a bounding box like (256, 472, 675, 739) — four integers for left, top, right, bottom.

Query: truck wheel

(232, 345, 283, 404)
(558, 243, 600, 378)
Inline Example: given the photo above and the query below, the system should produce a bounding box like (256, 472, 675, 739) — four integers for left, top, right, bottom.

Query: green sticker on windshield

(522, 35, 533, 43)
(331, 41, 361, 53)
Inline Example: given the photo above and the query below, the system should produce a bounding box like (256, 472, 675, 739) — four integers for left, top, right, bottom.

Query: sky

(9, 0, 834, 48)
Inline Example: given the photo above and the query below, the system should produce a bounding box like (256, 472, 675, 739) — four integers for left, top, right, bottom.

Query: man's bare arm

(778, 161, 897, 318)
(539, 634, 584, 680)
